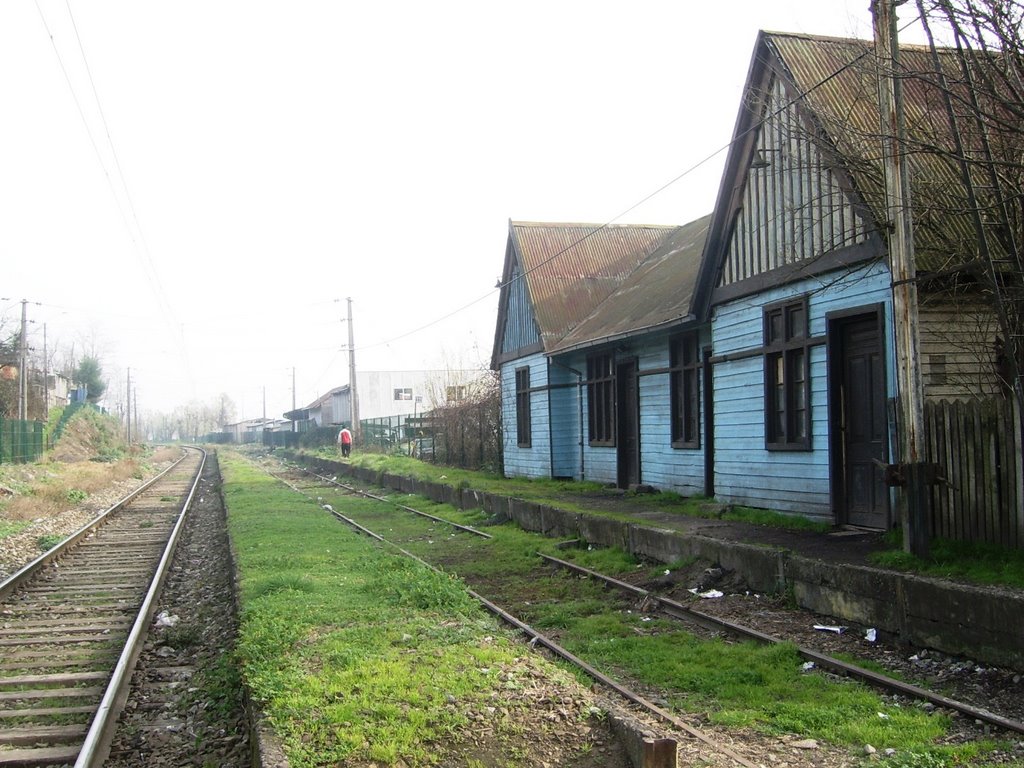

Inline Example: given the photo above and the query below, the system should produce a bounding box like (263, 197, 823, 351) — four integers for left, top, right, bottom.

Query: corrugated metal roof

(765, 31, 1001, 272)
(551, 215, 710, 353)
(510, 222, 684, 350)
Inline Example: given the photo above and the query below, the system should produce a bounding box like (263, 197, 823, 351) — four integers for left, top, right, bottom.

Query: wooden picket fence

(924, 398, 1023, 549)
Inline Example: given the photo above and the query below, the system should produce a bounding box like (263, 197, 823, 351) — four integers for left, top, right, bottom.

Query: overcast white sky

(1, 1, 930, 423)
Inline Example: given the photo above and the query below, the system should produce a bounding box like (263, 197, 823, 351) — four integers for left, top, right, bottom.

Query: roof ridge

(510, 221, 681, 230)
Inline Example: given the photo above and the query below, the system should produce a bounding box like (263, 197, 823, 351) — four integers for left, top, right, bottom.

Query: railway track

(0, 447, 205, 768)
(274, 458, 1024, 747)
(261, 458, 765, 766)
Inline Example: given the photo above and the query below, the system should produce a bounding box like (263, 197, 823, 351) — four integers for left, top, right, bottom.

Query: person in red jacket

(338, 426, 353, 458)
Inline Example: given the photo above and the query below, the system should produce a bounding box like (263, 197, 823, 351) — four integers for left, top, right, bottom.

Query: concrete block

(786, 560, 902, 628)
(608, 713, 676, 768)
(578, 516, 629, 551)
(540, 505, 579, 538)
(509, 498, 544, 532)
(628, 525, 688, 563)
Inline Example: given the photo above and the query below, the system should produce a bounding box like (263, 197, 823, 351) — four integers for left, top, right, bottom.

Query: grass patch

(162, 623, 202, 649)
(314, 471, 1009, 765)
(869, 534, 1024, 589)
(330, 451, 832, 533)
(0, 519, 30, 540)
(65, 488, 88, 504)
(2, 458, 140, 522)
(36, 533, 64, 551)
(221, 452, 597, 767)
(722, 506, 832, 532)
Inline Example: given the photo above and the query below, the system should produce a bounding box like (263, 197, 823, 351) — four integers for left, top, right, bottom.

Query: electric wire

(34, 1, 197, 396)
(357, 14, 924, 355)
(63, 0, 180, 337)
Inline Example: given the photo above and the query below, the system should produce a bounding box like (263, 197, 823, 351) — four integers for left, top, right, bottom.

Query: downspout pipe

(552, 360, 585, 482)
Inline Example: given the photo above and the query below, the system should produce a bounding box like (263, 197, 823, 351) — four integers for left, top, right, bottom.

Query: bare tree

(910, 0, 1024, 414)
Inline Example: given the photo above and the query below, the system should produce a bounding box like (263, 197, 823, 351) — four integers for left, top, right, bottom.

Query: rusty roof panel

(510, 222, 682, 349)
(765, 31, 1001, 271)
(551, 215, 711, 353)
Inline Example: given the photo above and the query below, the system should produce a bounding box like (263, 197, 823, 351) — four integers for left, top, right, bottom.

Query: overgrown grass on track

(220, 453, 602, 768)
(307, 476, 1012, 768)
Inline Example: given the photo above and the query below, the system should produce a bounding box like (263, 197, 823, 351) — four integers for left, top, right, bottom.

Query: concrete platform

(292, 453, 1024, 670)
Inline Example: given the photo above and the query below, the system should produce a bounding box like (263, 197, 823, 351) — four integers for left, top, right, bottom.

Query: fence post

(1016, 399, 1024, 549)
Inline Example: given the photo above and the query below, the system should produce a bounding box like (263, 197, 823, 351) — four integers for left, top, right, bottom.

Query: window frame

(586, 352, 616, 446)
(763, 296, 812, 451)
(393, 387, 413, 401)
(669, 332, 701, 449)
(514, 366, 532, 448)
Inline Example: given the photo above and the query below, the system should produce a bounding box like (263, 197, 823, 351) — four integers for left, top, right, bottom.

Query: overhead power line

(33, 1, 196, 393)
(357, 18, 918, 355)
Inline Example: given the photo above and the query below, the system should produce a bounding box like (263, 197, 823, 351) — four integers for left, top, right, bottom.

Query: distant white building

(222, 418, 275, 444)
(284, 370, 483, 429)
(28, 369, 71, 416)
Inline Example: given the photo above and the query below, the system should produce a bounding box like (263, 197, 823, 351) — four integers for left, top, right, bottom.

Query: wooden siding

(926, 398, 1023, 548)
(500, 353, 551, 478)
(918, 298, 1004, 399)
(558, 350, 617, 484)
(549, 362, 581, 479)
(711, 261, 894, 520)
(720, 74, 871, 288)
(636, 333, 706, 495)
(501, 263, 541, 356)
(553, 334, 707, 493)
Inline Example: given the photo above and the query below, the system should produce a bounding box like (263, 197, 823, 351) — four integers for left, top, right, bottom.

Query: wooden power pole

(872, 0, 931, 556)
(347, 297, 360, 442)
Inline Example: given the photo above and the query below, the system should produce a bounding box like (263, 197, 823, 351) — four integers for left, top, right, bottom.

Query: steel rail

(0, 447, 192, 602)
(286, 462, 492, 539)
(538, 552, 1024, 737)
(282, 475, 758, 768)
(73, 446, 208, 768)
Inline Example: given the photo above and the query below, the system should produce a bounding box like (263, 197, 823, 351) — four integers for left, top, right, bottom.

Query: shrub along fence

(360, 398, 502, 473)
(0, 418, 44, 463)
(925, 397, 1023, 549)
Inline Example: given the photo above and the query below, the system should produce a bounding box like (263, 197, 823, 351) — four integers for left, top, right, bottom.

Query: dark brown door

(839, 318, 888, 528)
(616, 359, 640, 488)
(702, 346, 714, 497)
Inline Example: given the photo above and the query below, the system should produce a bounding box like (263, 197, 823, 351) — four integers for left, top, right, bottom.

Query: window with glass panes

(764, 297, 811, 449)
(586, 353, 615, 445)
(515, 367, 531, 448)
(670, 332, 700, 448)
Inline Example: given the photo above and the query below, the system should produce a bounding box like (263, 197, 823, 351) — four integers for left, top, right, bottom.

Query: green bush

(37, 533, 64, 551)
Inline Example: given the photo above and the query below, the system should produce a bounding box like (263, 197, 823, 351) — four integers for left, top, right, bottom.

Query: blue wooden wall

(500, 352, 551, 479)
(548, 362, 581, 479)
(553, 332, 707, 494)
(710, 260, 895, 520)
(635, 330, 707, 496)
(500, 262, 541, 356)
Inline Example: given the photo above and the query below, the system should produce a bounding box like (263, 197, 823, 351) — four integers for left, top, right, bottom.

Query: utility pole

(126, 368, 132, 445)
(42, 324, 49, 421)
(872, 0, 930, 557)
(347, 297, 360, 442)
(18, 299, 27, 421)
(291, 367, 297, 432)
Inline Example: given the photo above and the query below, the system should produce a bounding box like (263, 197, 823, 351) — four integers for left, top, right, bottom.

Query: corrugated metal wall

(721, 74, 871, 287)
(501, 263, 541, 355)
